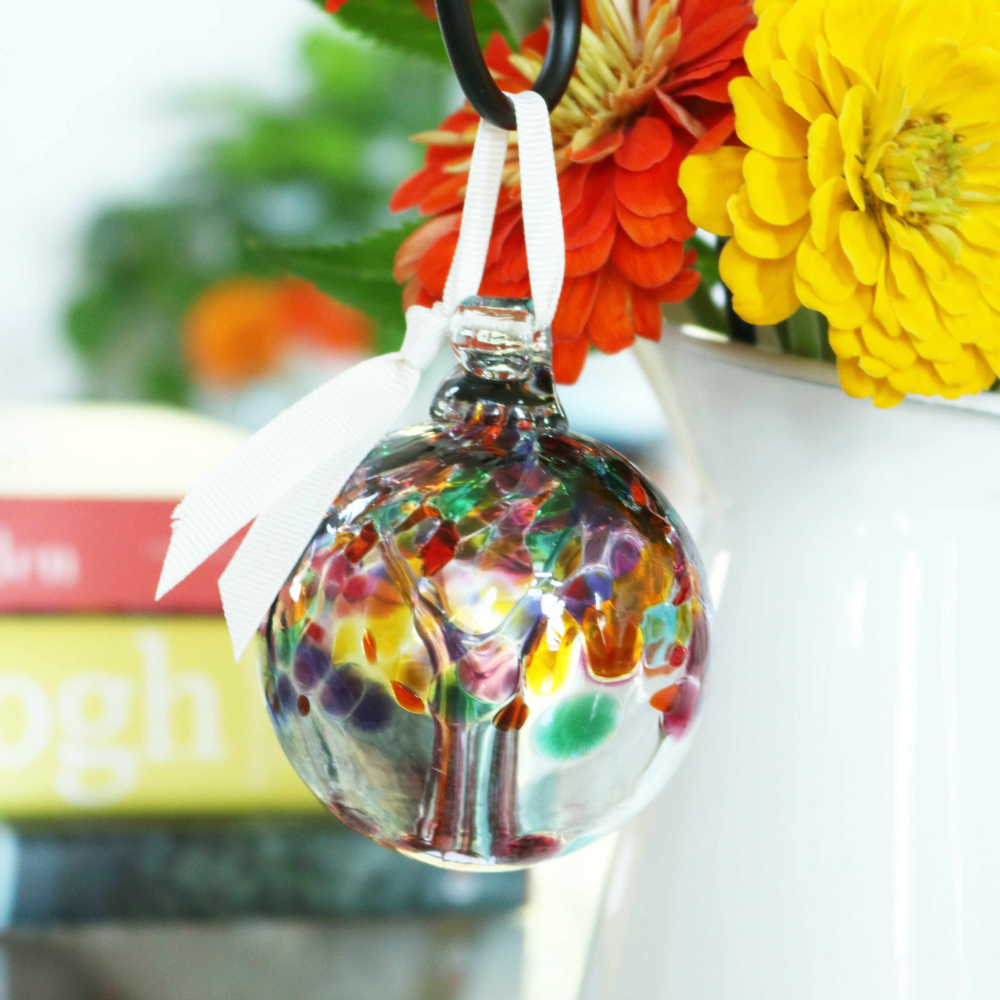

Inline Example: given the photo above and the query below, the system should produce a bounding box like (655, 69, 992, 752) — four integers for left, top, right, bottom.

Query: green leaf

(316, 0, 515, 65)
(776, 307, 831, 360)
(258, 224, 419, 353)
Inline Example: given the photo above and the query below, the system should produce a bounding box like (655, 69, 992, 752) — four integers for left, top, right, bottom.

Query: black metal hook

(434, 0, 582, 131)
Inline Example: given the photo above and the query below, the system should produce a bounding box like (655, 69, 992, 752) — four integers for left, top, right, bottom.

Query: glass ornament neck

(430, 296, 568, 431)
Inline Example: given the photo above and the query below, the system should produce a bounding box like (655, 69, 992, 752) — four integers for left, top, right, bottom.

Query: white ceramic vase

(583, 326, 1000, 1000)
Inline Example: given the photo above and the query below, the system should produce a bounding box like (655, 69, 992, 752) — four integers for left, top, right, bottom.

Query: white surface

(585, 329, 1000, 1000)
(0, 0, 325, 404)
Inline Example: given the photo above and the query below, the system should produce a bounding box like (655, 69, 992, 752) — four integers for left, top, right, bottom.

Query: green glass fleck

(534, 692, 621, 761)
(677, 603, 692, 644)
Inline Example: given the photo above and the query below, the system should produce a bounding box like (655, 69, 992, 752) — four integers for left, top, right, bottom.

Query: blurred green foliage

(65, 25, 455, 404)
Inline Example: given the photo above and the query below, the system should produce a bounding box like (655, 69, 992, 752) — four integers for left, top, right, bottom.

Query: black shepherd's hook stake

(434, 0, 582, 131)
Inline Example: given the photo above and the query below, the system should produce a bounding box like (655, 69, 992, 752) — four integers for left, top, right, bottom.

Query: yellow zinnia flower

(678, 0, 1000, 407)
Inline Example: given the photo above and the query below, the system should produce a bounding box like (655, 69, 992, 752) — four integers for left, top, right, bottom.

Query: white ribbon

(157, 90, 565, 658)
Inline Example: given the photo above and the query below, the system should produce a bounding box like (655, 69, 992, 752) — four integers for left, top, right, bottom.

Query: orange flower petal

(664, 59, 730, 92)
(552, 337, 590, 384)
(610, 231, 685, 288)
(565, 214, 617, 277)
(615, 202, 695, 247)
(394, 212, 460, 283)
(390, 169, 443, 213)
(416, 230, 458, 298)
(520, 24, 549, 60)
(565, 162, 616, 250)
(676, 62, 747, 102)
(419, 174, 467, 215)
(614, 144, 686, 217)
(401, 277, 432, 311)
(552, 272, 602, 342)
(585, 267, 635, 353)
(631, 286, 664, 341)
(559, 164, 590, 216)
(484, 32, 518, 77)
(478, 273, 531, 299)
(614, 117, 674, 171)
(569, 128, 625, 163)
(491, 222, 528, 283)
(486, 208, 523, 266)
(650, 267, 701, 303)
(690, 111, 736, 154)
(689, 24, 753, 66)
(673, 4, 752, 68)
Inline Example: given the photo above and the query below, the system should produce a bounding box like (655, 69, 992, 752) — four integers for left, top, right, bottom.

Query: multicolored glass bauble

(261, 297, 710, 868)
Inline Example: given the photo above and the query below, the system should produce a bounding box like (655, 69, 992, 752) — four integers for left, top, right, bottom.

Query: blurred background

(0, 0, 690, 996)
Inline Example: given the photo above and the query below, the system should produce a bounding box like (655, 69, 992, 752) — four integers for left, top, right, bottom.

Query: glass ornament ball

(261, 297, 710, 868)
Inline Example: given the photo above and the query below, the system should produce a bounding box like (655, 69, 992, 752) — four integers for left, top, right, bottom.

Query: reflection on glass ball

(261, 297, 709, 869)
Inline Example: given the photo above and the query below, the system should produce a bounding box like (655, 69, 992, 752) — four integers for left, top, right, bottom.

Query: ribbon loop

(158, 91, 565, 659)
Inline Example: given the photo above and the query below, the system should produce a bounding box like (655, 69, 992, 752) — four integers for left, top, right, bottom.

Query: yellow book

(0, 616, 321, 817)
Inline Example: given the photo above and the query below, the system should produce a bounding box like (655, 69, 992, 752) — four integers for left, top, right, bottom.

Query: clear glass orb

(261, 298, 710, 868)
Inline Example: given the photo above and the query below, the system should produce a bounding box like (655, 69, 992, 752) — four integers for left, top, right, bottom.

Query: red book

(0, 498, 245, 614)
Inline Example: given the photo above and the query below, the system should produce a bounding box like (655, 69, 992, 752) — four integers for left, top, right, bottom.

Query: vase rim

(668, 323, 1000, 421)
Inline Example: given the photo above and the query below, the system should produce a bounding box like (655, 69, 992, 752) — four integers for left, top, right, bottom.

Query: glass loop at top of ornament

(449, 296, 544, 381)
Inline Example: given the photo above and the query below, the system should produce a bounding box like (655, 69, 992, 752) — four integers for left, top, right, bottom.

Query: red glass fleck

(420, 520, 460, 576)
(305, 621, 326, 644)
(296, 694, 311, 716)
(344, 521, 378, 564)
(649, 685, 679, 712)
(630, 479, 648, 506)
(362, 628, 377, 665)
(391, 680, 425, 713)
(669, 643, 688, 667)
(492, 694, 530, 732)
(672, 571, 692, 606)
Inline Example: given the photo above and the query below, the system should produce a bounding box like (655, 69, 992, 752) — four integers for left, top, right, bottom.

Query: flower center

(510, 0, 681, 161)
(872, 113, 972, 230)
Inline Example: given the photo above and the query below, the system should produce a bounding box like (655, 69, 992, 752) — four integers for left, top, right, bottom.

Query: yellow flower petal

(887, 359, 943, 394)
(884, 216, 950, 283)
(957, 236, 998, 283)
(895, 39, 961, 110)
(939, 300, 986, 346)
(744, 150, 812, 225)
(860, 316, 917, 368)
(730, 76, 810, 158)
(839, 210, 886, 285)
(911, 327, 962, 362)
(872, 381, 906, 407)
(771, 60, 831, 122)
(873, 273, 903, 337)
(720, 239, 800, 325)
(926, 265, 978, 315)
(677, 148, 748, 237)
(839, 86, 867, 211)
(810, 176, 853, 252)
(806, 114, 844, 189)
(796, 232, 858, 303)
(928, 48, 1000, 128)
(828, 326, 863, 357)
(888, 242, 923, 299)
(933, 345, 982, 386)
(795, 271, 873, 328)
(744, 3, 791, 100)
(823, 0, 900, 90)
(960, 214, 1000, 252)
(858, 354, 893, 378)
(776, 0, 825, 86)
(728, 186, 811, 259)
(836, 356, 876, 397)
(815, 35, 851, 116)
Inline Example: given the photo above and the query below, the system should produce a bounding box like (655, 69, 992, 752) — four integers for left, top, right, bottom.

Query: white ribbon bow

(156, 90, 566, 658)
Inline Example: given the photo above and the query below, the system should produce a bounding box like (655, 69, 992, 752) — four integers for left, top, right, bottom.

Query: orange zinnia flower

(391, 0, 753, 382)
(185, 277, 373, 387)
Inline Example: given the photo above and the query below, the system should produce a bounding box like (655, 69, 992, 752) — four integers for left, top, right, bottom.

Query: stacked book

(0, 405, 524, 925)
